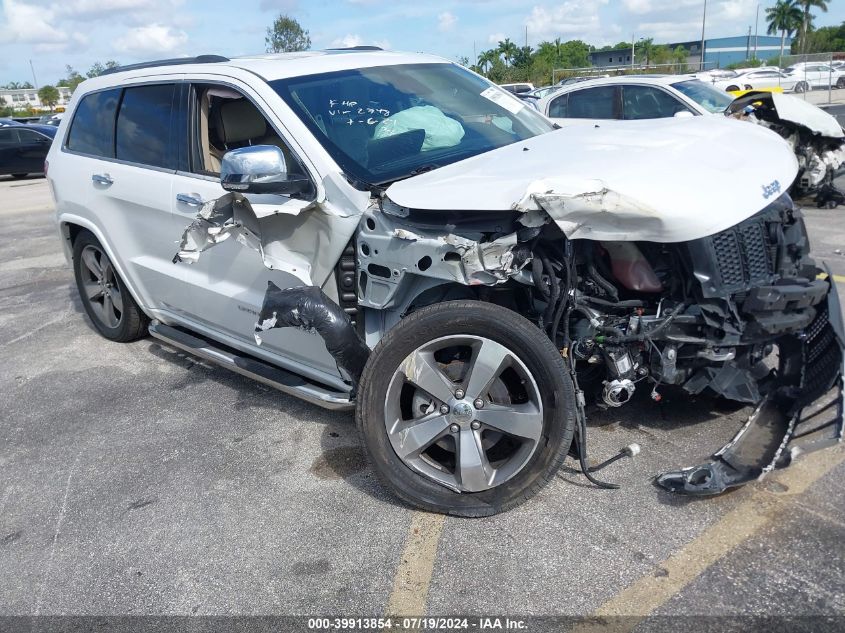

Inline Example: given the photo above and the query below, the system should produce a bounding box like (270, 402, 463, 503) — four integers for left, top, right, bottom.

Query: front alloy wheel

(385, 335, 544, 493)
(356, 300, 577, 517)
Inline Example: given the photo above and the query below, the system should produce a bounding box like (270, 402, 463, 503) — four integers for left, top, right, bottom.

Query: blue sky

(1, 0, 844, 86)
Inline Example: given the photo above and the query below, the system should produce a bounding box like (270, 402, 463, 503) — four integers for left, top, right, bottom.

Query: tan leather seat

(211, 99, 295, 169)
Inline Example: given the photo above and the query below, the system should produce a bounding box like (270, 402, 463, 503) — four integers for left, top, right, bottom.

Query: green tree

(85, 61, 119, 78)
(497, 38, 518, 66)
(4, 81, 21, 89)
(20, 82, 33, 89)
(37, 85, 60, 110)
(478, 49, 499, 74)
(766, 0, 803, 61)
(265, 14, 311, 53)
(62, 65, 85, 92)
(798, 0, 828, 53)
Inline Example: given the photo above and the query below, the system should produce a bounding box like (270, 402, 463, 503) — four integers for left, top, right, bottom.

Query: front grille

(709, 217, 775, 291)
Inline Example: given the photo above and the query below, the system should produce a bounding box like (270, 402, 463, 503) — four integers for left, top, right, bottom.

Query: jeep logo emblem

(762, 180, 781, 199)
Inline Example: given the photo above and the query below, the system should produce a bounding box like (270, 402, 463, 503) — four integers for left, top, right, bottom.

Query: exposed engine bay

(728, 91, 845, 208)
(356, 192, 844, 495)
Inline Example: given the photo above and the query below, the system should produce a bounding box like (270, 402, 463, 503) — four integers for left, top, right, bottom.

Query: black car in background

(0, 124, 56, 178)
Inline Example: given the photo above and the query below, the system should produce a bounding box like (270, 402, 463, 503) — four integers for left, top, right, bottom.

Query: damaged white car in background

(539, 76, 845, 208)
(49, 51, 843, 516)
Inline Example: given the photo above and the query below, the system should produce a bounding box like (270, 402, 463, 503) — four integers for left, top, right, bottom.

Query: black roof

(100, 55, 230, 76)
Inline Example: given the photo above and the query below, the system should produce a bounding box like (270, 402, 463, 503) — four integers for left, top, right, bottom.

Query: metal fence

(553, 52, 845, 104)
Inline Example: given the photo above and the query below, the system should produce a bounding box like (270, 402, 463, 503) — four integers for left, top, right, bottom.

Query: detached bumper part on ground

(657, 277, 844, 495)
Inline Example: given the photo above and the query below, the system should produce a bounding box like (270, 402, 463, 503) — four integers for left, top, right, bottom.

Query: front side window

(622, 85, 691, 120)
(670, 80, 733, 114)
(270, 63, 554, 186)
(190, 83, 303, 179)
(66, 89, 121, 157)
(566, 86, 617, 119)
(17, 128, 48, 143)
(548, 93, 568, 118)
(115, 84, 176, 169)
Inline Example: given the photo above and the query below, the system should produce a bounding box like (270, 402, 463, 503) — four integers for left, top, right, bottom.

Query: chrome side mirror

(220, 145, 310, 196)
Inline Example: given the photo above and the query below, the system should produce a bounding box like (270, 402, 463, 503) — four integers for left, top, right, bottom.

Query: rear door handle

(92, 173, 113, 186)
(176, 193, 204, 207)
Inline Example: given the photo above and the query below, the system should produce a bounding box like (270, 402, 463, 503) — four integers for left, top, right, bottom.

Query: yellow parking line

(833, 275, 845, 284)
(386, 511, 445, 617)
(573, 446, 845, 633)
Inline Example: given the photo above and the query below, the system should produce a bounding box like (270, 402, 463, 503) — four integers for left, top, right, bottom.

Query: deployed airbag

(374, 105, 465, 151)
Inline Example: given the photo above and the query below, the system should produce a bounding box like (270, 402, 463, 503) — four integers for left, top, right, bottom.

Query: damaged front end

(728, 91, 845, 208)
(364, 187, 844, 497)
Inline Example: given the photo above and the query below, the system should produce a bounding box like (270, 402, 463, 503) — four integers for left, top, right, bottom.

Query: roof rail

(100, 55, 230, 76)
(325, 46, 383, 51)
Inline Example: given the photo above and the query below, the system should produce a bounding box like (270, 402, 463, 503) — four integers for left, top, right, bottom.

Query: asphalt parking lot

(1, 175, 844, 628)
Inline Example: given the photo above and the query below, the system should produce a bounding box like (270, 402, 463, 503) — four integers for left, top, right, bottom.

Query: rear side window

(567, 86, 617, 119)
(67, 89, 120, 157)
(116, 84, 176, 169)
(0, 128, 18, 145)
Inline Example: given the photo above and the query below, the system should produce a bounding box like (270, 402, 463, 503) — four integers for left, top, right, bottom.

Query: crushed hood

(385, 116, 799, 243)
(728, 90, 845, 139)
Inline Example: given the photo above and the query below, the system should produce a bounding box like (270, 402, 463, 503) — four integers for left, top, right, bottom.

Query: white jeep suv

(48, 50, 843, 516)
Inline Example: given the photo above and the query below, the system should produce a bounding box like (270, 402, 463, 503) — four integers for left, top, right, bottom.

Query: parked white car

(711, 68, 801, 93)
(537, 75, 733, 127)
(783, 62, 845, 91)
(46, 50, 843, 515)
(537, 74, 845, 205)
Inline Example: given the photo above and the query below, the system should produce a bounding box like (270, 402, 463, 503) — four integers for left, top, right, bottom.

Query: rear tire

(11, 173, 27, 179)
(356, 300, 577, 517)
(795, 81, 809, 93)
(72, 230, 148, 342)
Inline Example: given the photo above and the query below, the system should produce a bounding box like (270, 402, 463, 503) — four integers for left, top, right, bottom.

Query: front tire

(72, 230, 148, 342)
(795, 81, 809, 93)
(356, 301, 577, 517)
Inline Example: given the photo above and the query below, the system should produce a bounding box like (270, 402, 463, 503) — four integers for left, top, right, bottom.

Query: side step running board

(148, 320, 355, 411)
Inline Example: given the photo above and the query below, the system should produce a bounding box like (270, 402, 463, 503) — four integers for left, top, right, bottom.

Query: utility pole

(699, 0, 707, 71)
(631, 33, 636, 70)
(753, 3, 760, 60)
(525, 26, 528, 49)
(746, 25, 751, 60)
(29, 59, 39, 90)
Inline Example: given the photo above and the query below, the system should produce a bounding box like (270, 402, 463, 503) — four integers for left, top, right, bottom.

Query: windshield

(270, 63, 555, 186)
(670, 79, 734, 114)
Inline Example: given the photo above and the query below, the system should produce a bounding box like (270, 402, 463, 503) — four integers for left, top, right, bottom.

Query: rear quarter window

(66, 89, 121, 157)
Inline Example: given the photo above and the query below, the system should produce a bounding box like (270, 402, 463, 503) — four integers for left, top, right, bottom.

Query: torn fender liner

(254, 282, 370, 385)
(657, 279, 844, 496)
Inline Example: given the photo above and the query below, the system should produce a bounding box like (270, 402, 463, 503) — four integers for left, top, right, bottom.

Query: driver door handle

(176, 193, 205, 207)
(91, 173, 113, 186)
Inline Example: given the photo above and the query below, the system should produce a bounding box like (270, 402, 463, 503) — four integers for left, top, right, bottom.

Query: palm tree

(478, 49, 498, 74)
(766, 0, 803, 62)
(497, 38, 518, 66)
(797, 0, 828, 53)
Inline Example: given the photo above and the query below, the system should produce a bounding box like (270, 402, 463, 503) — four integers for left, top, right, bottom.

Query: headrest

(214, 99, 266, 143)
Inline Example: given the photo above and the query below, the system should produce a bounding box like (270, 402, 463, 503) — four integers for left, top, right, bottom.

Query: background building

(0, 87, 73, 111)
(587, 34, 792, 70)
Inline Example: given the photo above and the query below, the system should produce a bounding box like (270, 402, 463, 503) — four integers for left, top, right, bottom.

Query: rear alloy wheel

(72, 231, 147, 342)
(356, 300, 577, 516)
(795, 81, 809, 93)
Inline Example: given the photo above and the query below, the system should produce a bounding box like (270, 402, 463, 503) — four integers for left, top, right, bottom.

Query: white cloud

(0, 0, 72, 45)
(114, 23, 187, 54)
(329, 33, 390, 49)
(524, 1, 609, 41)
(437, 11, 457, 32)
(488, 32, 506, 44)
